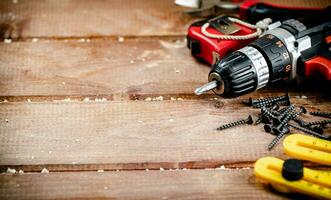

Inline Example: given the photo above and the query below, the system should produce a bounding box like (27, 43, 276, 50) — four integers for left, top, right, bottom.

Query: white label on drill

(239, 46, 269, 90)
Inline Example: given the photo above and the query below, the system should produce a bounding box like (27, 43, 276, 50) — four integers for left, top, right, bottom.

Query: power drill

(195, 19, 331, 97)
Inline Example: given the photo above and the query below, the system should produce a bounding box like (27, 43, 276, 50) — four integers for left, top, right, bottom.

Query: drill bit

(194, 80, 218, 95)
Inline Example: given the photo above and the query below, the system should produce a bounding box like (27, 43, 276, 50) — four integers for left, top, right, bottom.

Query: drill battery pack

(187, 16, 257, 65)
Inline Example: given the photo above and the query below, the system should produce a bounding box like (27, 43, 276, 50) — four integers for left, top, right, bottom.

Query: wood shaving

(95, 97, 107, 101)
(6, 168, 16, 174)
(154, 96, 163, 101)
(41, 168, 49, 173)
(118, 36, 124, 42)
(3, 39, 12, 43)
(215, 165, 230, 170)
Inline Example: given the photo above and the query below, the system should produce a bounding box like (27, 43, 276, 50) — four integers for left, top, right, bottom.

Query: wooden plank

(0, 169, 288, 200)
(0, 99, 330, 171)
(0, 38, 209, 98)
(0, 38, 330, 100)
(0, 0, 329, 39)
(0, 0, 193, 39)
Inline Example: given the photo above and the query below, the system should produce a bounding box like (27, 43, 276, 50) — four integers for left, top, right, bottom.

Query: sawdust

(97, 169, 104, 172)
(32, 38, 38, 42)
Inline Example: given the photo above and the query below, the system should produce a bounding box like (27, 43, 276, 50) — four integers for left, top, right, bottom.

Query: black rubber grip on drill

(249, 34, 292, 84)
(210, 51, 258, 97)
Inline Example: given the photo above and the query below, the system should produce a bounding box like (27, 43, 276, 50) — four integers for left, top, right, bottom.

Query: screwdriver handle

(239, 0, 331, 24)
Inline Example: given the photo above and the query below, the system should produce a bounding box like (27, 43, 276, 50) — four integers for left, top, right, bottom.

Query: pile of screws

(217, 93, 331, 150)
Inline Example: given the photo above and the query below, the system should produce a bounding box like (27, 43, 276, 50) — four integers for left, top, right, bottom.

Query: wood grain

(0, 169, 289, 200)
(0, 99, 330, 171)
(0, 0, 193, 39)
(0, 38, 209, 98)
(0, 38, 330, 100)
(0, 0, 329, 39)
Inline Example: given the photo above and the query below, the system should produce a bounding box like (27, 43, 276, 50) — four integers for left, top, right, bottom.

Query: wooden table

(0, 0, 330, 199)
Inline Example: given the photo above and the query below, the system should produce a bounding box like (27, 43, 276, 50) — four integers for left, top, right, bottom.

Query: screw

(292, 117, 307, 127)
(268, 126, 290, 150)
(304, 119, 331, 127)
(272, 109, 298, 135)
(252, 93, 290, 108)
(217, 115, 253, 131)
(288, 123, 329, 140)
(261, 107, 278, 119)
(272, 105, 295, 125)
(309, 111, 331, 119)
(264, 124, 273, 133)
(309, 125, 324, 134)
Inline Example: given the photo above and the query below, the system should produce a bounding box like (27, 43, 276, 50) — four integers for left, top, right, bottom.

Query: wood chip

(3, 39, 12, 43)
(118, 37, 124, 42)
(41, 168, 49, 173)
(6, 168, 16, 174)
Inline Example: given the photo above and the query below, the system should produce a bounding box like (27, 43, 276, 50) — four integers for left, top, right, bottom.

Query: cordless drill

(195, 19, 331, 97)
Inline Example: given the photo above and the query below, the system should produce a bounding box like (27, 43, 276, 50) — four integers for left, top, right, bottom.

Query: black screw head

(282, 159, 304, 181)
(264, 124, 272, 133)
(247, 115, 254, 125)
(272, 117, 281, 125)
(299, 106, 307, 114)
(272, 125, 290, 136)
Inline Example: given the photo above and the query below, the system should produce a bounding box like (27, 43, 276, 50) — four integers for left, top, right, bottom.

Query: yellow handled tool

(254, 134, 331, 199)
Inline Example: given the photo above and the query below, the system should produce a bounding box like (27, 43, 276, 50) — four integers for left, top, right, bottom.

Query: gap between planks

(0, 169, 292, 200)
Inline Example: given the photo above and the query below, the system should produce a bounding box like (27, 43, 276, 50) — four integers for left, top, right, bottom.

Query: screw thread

(309, 111, 331, 119)
(261, 107, 277, 119)
(277, 105, 295, 120)
(304, 119, 331, 126)
(217, 117, 251, 131)
(255, 116, 263, 125)
(252, 94, 290, 108)
(293, 117, 306, 126)
(289, 123, 328, 139)
(268, 133, 285, 150)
